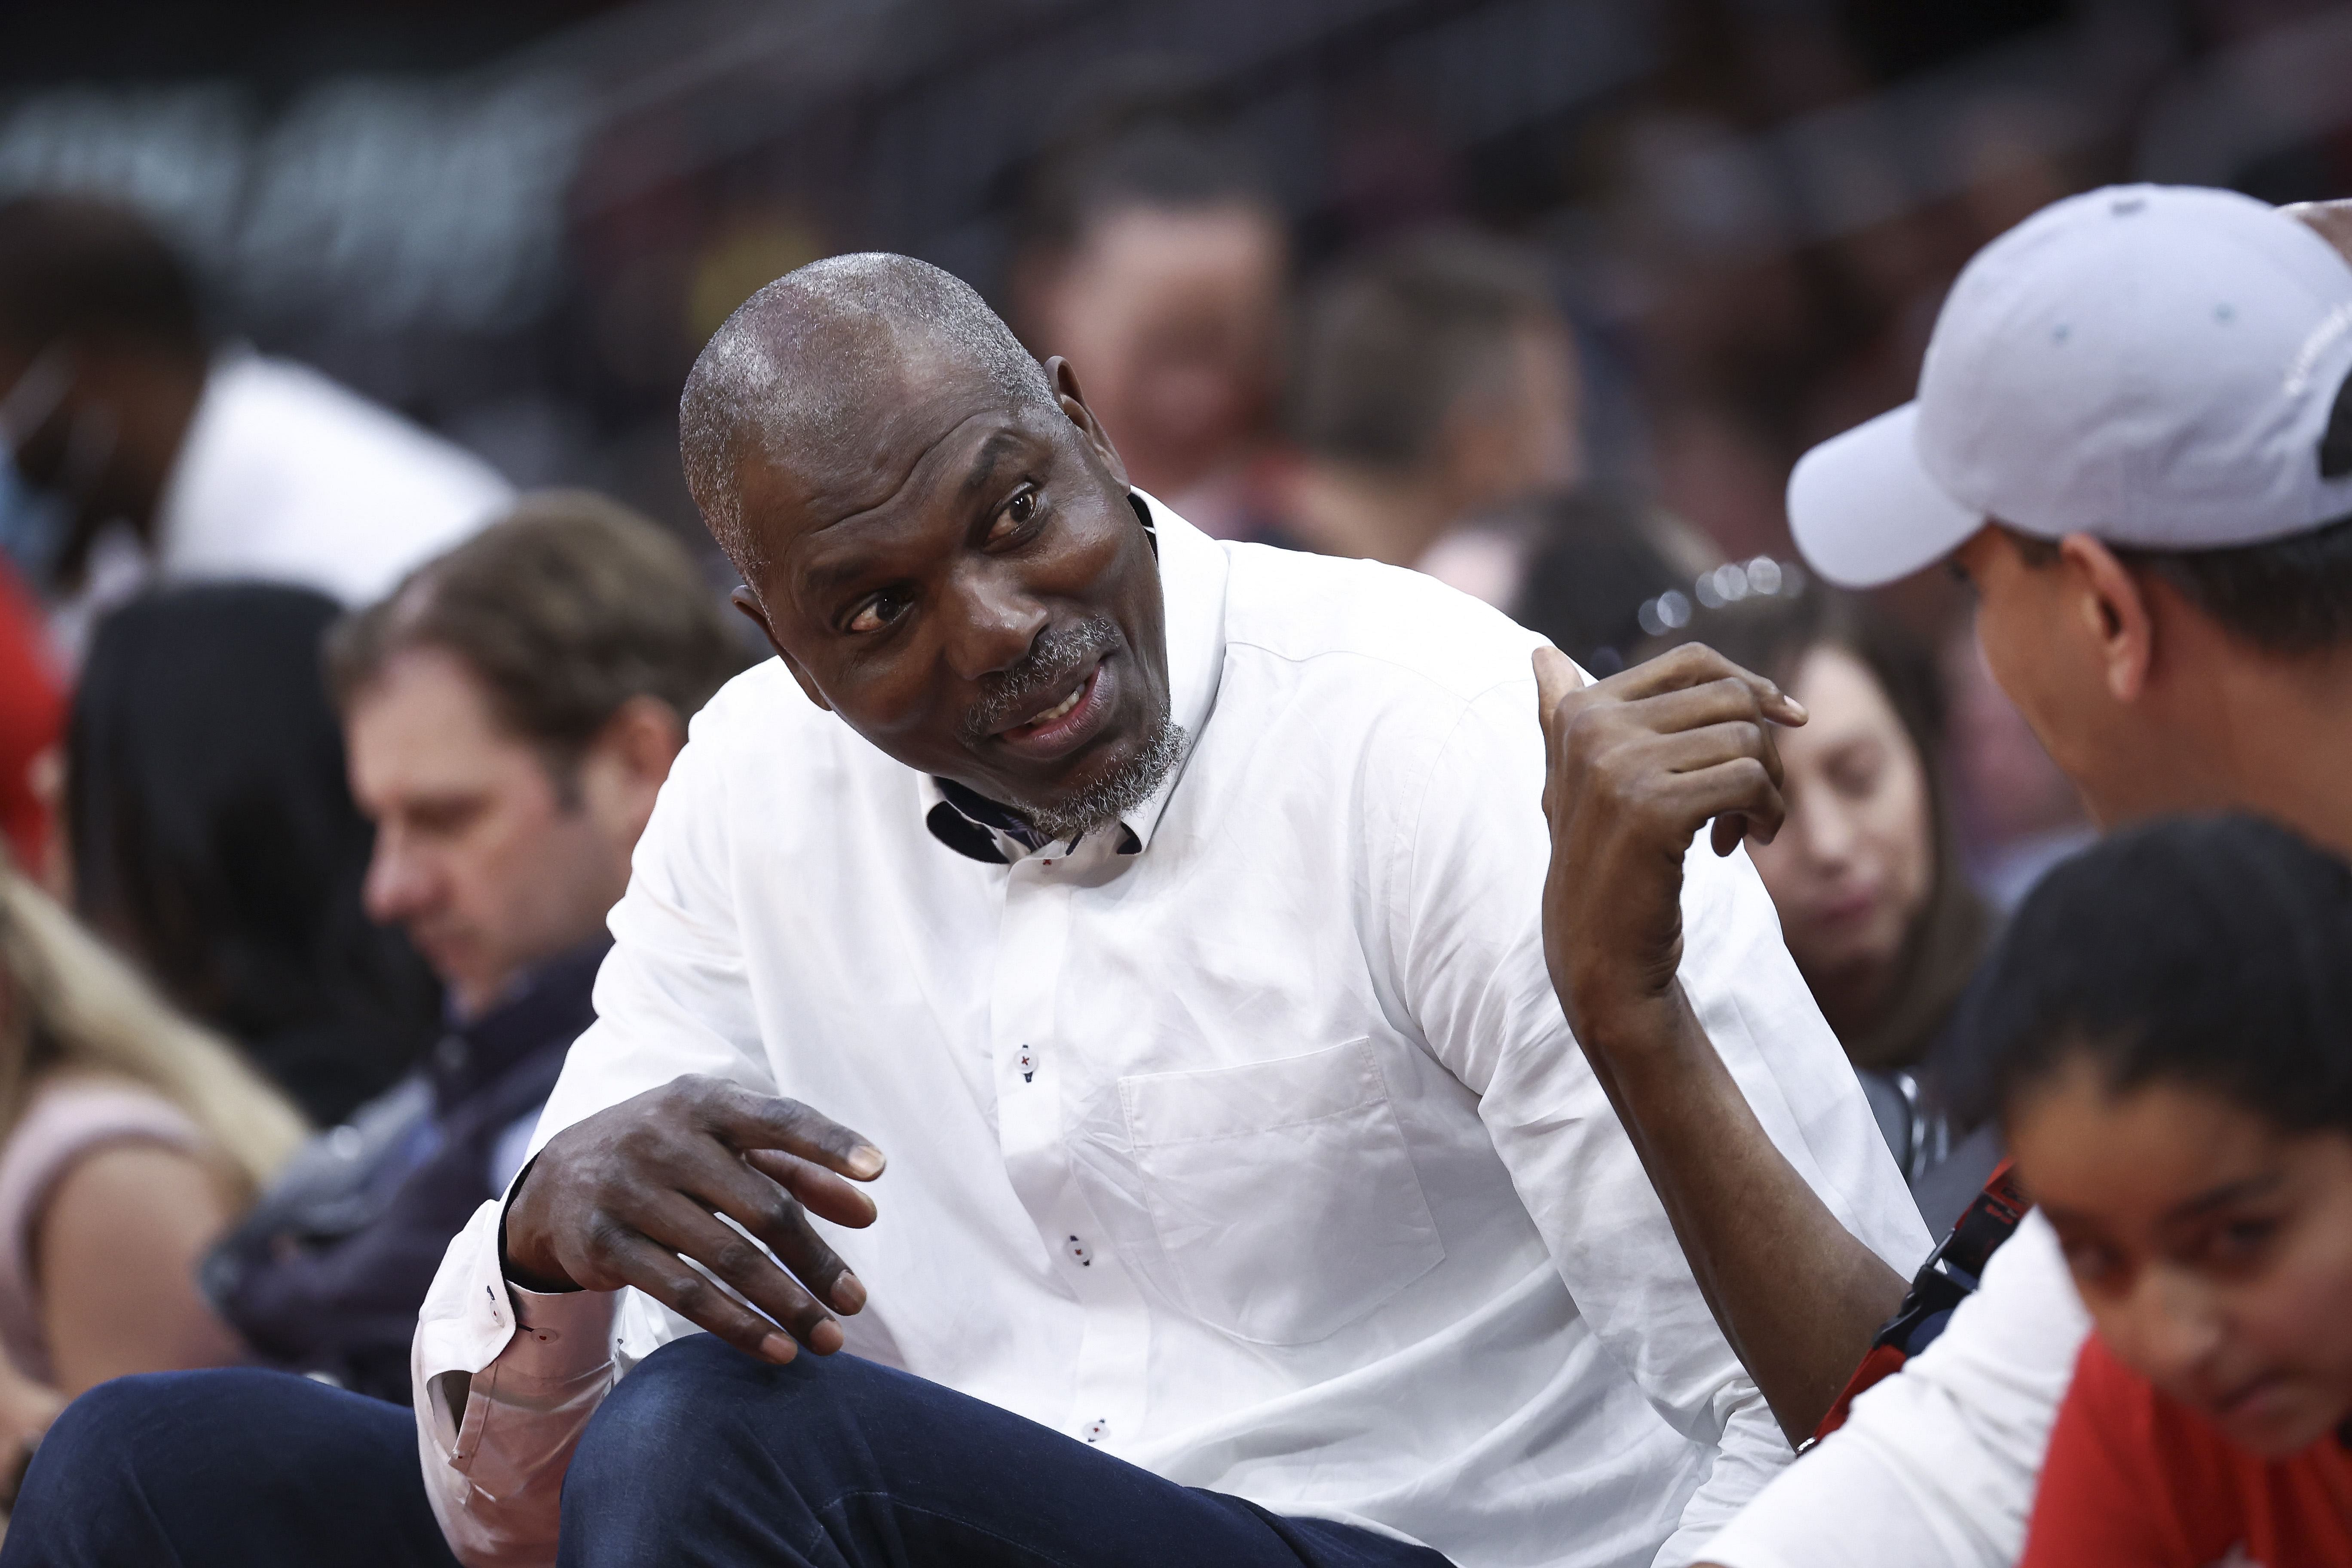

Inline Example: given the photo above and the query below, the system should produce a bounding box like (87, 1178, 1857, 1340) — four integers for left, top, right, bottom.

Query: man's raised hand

(500, 1075, 885, 1364)
(1533, 641, 1807, 1044)
(1532, 642, 1909, 1444)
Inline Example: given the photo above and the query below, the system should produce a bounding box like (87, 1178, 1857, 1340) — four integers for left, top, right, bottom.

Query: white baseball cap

(1789, 184, 2352, 588)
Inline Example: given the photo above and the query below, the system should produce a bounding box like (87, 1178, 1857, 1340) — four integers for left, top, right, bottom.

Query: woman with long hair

(0, 862, 305, 1489)
(1644, 579, 1992, 1204)
(65, 583, 442, 1125)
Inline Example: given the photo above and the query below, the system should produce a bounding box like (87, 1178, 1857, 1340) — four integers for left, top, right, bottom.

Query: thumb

(1533, 645, 1587, 743)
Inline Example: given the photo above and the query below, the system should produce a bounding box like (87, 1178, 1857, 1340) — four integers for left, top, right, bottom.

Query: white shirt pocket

(1119, 1038, 1445, 1345)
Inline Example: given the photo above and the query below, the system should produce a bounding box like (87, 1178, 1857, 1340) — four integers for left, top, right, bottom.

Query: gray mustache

(959, 618, 1120, 743)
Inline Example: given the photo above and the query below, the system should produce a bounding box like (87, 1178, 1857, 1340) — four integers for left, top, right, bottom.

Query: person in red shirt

(2029, 1337, 2352, 1565)
(0, 554, 62, 876)
(1967, 815, 2352, 1566)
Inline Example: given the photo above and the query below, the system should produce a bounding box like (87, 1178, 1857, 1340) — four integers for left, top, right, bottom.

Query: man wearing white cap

(1537, 183, 2352, 1568)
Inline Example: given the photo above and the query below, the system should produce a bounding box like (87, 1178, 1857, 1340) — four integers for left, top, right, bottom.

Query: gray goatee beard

(959, 616, 1184, 845)
(1013, 710, 1186, 845)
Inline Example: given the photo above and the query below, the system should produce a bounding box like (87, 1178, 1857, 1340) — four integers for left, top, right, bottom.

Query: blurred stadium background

(9, 0, 2348, 558)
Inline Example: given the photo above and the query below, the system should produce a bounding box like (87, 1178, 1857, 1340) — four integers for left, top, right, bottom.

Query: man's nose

(362, 831, 434, 926)
(940, 562, 1050, 684)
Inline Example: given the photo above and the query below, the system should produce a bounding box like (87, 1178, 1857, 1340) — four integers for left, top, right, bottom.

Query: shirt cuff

(502, 1284, 620, 1385)
(413, 1204, 624, 1568)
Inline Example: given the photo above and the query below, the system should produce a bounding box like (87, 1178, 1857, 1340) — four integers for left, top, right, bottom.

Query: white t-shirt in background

(55, 350, 510, 659)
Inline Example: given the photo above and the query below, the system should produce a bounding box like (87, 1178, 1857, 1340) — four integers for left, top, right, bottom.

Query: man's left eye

(847, 590, 908, 634)
(990, 487, 1039, 542)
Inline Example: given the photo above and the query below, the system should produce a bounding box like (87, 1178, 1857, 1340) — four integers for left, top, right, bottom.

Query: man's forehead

(739, 359, 1047, 545)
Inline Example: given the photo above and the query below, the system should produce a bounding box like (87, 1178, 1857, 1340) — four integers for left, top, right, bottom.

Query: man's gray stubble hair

(679, 253, 1059, 582)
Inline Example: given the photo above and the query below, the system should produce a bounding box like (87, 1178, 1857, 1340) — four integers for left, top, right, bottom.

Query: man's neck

(451, 933, 614, 1027)
(1281, 460, 1455, 567)
(2189, 641, 2352, 858)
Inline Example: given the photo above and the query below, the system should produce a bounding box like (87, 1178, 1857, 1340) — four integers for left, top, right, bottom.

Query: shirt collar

(430, 935, 611, 1112)
(924, 489, 1225, 866)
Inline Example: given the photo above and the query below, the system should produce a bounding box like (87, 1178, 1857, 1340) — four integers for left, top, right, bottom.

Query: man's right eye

(847, 590, 909, 634)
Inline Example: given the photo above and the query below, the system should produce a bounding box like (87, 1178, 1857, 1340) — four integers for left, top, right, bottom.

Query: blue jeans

(0, 1368, 459, 1567)
(4, 1336, 1455, 1568)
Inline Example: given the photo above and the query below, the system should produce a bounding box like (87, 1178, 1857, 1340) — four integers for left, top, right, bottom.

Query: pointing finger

(1613, 643, 1808, 728)
(743, 1148, 880, 1230)
(1533, 646, 1588, 758)
(696, 1081, 886, 1179)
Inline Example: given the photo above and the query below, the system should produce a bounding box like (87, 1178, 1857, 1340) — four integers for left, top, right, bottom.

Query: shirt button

(1018, 1045, 1036, 1084)
(1066, 1235, 1092, 1268)
(1082, 1418, 1109, 1444)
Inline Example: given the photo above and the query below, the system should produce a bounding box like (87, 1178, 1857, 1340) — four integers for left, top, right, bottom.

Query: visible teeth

(1032, 683, 1083, 726)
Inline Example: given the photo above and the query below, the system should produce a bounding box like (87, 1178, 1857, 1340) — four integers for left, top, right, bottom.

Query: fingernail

(758, 1332, 796, 1364)
(808, 1319, 845, 1355)
(1782, 695, 1808, 721)
(831, 1272, 867, 1312)
(847, 1145, 885, 1179)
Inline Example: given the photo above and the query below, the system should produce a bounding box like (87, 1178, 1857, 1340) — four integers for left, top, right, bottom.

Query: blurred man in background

(1009, 121, 1289, 538)
(199, 492, 747, 1403)
(1280, 230, 1585, 598)
(0, 196, 510, 659)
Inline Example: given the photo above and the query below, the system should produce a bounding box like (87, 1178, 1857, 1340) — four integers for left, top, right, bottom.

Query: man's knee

(571, 1335, 809, 1495)
(10, 1372, 233, 1559)
(8, 1368, 435, 1568)
(563, 1335, 891, 1547)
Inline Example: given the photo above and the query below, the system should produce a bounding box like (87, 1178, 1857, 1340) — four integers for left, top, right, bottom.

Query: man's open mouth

(1024, 681, 1085, 731)
(992, 660, 1111, 756)
(998, 662, 1098, 736)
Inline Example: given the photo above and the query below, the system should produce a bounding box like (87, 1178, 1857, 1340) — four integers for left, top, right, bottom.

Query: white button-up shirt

(410, 501, 1929, 1568)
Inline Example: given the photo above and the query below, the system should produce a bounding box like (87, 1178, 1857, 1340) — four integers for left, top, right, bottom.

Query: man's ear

(600, 695, 685, 783)
(567, 694, 686, 854)
(2058, 533, 2154, 704)
(1044, 355, 1130, 490)
(2284, 199, 2352, 267)
(579, 695, 685, 829)
(731, 585, 832, 713)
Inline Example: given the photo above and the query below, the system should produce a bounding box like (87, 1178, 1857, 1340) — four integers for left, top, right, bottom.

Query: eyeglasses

(1636, 556, 1808, 639)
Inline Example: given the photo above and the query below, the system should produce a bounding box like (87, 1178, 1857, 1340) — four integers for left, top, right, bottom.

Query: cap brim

(1787, 403, 1984, 589)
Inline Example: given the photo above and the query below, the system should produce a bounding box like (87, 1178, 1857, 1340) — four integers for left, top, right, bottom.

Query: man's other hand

(1534, 641, 1807, 1045)
(500, 1075, 885, 1364)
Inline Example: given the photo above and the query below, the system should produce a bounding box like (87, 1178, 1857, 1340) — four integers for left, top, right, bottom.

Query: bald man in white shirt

(5, 254, 1922, 1568)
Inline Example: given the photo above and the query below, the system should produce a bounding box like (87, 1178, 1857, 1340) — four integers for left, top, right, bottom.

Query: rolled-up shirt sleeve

(410, 706, 775, 1568)
(1384, 674, 1933, 1566)
(412, 1199, 620, 1568)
